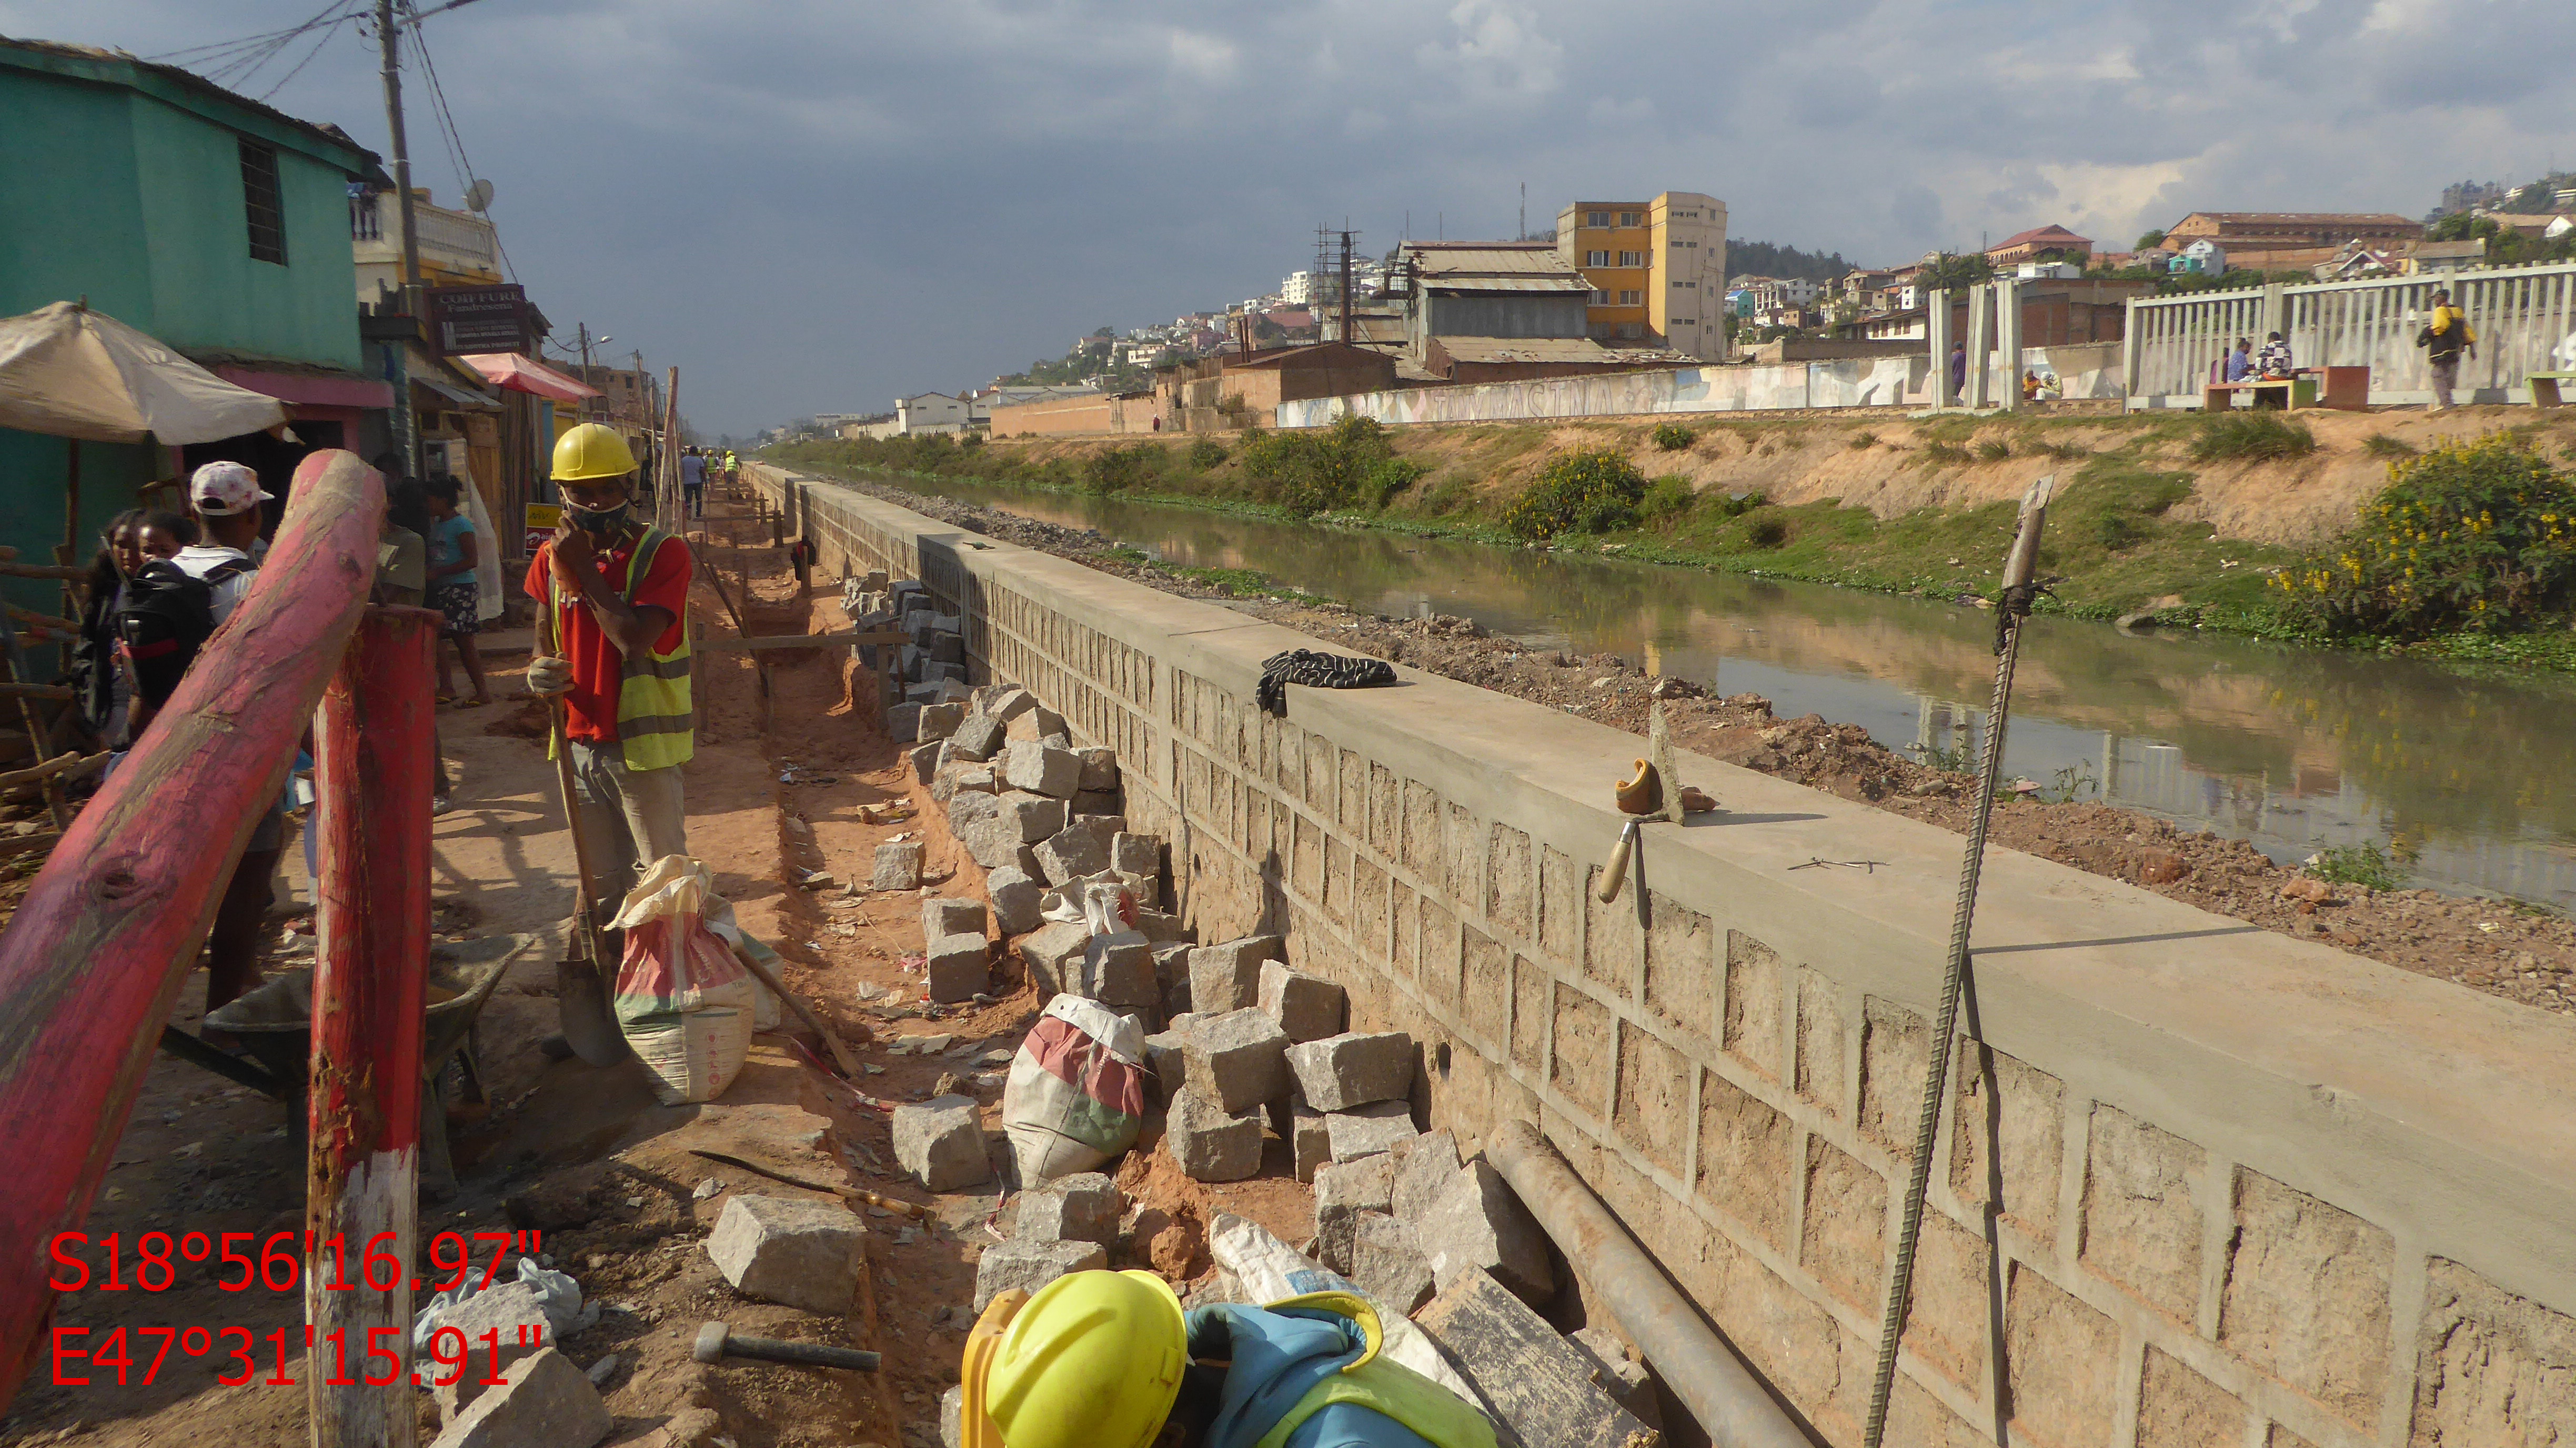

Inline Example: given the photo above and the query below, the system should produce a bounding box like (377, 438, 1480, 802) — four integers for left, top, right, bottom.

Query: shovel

(540, 597, 630, 1067)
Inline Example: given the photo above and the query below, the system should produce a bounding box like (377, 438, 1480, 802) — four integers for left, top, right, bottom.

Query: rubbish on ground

(692, 1321, 880, 1373)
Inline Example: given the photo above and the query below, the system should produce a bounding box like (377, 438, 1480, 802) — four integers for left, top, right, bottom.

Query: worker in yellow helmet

(963, 1271, 1496, 1448)
(524, 421, 696, 906)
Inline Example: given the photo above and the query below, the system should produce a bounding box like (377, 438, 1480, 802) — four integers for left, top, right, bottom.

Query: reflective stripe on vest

(553, 528, 692, 771)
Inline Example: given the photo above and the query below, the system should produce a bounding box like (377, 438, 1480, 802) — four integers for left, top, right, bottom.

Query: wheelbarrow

(170, 933, 539, 1199)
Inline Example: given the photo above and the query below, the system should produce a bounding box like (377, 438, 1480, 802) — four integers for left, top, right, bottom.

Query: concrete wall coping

(766, 464, 2576, 1305)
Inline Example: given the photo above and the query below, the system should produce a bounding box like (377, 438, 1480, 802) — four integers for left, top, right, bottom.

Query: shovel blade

(556, 951, 629, 1066)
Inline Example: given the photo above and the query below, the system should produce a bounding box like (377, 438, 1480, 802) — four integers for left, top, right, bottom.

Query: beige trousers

(567, 739, 687, 907)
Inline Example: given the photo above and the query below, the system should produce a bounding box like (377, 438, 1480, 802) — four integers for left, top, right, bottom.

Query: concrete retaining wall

(752, 460, 2576, 1448)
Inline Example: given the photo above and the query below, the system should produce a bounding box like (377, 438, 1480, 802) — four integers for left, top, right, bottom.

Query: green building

(0, 35, 388, 604)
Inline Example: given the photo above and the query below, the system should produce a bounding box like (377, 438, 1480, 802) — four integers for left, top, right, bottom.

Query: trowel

(1595, 702, 1696, 903)
(539, 604, 631, 1067)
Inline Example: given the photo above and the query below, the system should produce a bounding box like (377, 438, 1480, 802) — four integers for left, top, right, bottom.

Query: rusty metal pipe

(1485, 1119, 1811, 1448)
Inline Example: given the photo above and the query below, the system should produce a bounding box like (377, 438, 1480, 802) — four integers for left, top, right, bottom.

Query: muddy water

(899, 475, 2576, 909)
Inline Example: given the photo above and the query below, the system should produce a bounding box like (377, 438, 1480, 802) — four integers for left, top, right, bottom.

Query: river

(881, 473, 2576, 909)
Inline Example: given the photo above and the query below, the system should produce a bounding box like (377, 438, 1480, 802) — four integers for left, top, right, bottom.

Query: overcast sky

(6, 0, 2571, 434)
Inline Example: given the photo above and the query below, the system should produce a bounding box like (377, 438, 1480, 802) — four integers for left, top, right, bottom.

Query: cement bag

(610, 856, 753, 1104)
(1206, 1212, 1481, 1407)
(705, 909, 783, 1032)
(1001, 994, 1146, 1184)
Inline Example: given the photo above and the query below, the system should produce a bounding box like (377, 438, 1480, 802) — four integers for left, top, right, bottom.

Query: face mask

(567, 500, 630, 534)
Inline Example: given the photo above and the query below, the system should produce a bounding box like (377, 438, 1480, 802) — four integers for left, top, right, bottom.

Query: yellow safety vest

(551, 527, 692, 771)
(1251, 1294, 1499, 1448)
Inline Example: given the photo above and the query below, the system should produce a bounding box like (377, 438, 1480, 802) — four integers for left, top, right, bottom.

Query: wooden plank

(0, 751, 107, 792)
(0, 563, 88, 582)
(695, 629, 910, 653)
(1414, 1266, 1661, 1448)
(0, 684, 72, 702)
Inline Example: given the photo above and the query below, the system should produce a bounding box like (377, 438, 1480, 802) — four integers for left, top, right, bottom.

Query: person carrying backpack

(2418, 287, 2477, 411)
(168, 461, 283, 1014)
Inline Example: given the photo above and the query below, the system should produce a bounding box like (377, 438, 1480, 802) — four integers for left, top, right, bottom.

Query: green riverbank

(764, 428, 2576, 676)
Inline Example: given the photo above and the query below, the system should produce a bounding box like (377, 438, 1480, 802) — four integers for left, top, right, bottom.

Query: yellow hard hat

(551, 422, 637, 481)
(979, 1271, 1186, 1448)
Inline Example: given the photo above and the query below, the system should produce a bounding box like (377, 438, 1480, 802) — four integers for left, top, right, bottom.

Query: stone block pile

(846, 576, 978, 733)
(975, 1172, 1128, 1310)
(1141, 940, 1429, 1187)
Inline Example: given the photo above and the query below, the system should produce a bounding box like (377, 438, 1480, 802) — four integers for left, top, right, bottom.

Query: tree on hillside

(2135, 229, 2166, 249)
(1725, 239, 1855, 282)
(1914, 252, 1994, 291)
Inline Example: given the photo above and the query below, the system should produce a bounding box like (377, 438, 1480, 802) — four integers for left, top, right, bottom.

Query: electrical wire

(144, 2, 347, 64)
(256, 10, 359, 101)
(401, 6, 519, 283)
(173, 0, 365, 91)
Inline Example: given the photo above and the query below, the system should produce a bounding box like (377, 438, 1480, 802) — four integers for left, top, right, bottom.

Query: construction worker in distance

(963, 1271, 1496, 1448)
(523, 422, 695, 901)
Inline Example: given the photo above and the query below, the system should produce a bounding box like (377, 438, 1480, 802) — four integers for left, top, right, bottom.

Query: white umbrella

(0, 300, 288, 444)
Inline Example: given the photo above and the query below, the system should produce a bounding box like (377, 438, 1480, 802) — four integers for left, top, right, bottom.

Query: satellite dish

(464, 178, 494, 213)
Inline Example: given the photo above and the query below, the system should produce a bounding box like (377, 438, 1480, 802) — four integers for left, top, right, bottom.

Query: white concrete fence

(2122, 263, 2576, 408)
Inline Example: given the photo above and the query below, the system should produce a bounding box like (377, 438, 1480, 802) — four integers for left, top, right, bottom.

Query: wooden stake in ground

(307, 606, 438, 1448)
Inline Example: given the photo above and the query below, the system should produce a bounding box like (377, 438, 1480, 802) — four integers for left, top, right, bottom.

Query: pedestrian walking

(680, 445, 708, 519)
(1949, 340, 1967, 399)
(523, 423, 696, 907)
(2419, 288, 2476, 410)
(173, 461, 282, 1014)
(425, 477, 493, 707)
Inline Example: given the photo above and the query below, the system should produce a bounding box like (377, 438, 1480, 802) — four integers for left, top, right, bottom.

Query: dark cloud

(4, 0, 2571, 431)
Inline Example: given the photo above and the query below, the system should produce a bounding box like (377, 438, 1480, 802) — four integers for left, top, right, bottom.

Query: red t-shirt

(525, 531, 691, 743)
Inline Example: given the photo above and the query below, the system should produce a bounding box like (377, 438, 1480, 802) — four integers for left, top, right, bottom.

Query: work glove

(526, 654, 575, 697)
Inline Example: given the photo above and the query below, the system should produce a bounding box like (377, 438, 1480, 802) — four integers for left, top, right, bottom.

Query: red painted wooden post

(306, 606, 437, 1447)
(0, 450, 382, 1409)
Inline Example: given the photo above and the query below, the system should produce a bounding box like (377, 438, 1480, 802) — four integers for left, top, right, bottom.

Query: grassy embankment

(769, 407, 2576, 672)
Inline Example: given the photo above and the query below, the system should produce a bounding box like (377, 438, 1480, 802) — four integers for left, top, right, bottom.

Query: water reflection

(888, 472, 2576, 907)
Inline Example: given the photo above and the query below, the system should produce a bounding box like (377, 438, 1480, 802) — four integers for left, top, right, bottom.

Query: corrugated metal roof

(1406, 245, 1592, 292)
(1436, 336, 1617, 364)
(1426, 275, 1594, 294)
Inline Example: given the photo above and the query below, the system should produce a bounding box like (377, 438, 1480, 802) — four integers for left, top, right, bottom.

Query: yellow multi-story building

(1556, 191, 1727, 360)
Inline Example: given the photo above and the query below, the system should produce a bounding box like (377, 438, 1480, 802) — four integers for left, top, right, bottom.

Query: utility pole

(1520, 181, 1526, 240)
(576, 323, 599, 418)
(1339, 230, 1354, 347)
(376, 0, 422, 481)
(376, 1, 421, 293)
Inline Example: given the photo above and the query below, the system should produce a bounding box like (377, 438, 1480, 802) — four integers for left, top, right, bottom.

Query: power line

(401, 5, 519, 283)
(258, 11, 359, 100)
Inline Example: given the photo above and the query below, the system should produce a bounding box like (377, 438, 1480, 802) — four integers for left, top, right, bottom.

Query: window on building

(1586, 210, 1612, 228)
(1586, 250, 1610, 267)
(1618, 290, 1642, 306)
(1619, 211, 1643, 227)
(240, 137, 288, 266)
(1591, 289, 1612, 305)
(1618, 251, 1644, 267)
(1617, 323, 1643, 339)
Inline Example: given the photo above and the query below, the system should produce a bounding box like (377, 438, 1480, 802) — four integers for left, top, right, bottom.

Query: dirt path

(1, 489, 1145, 1448)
